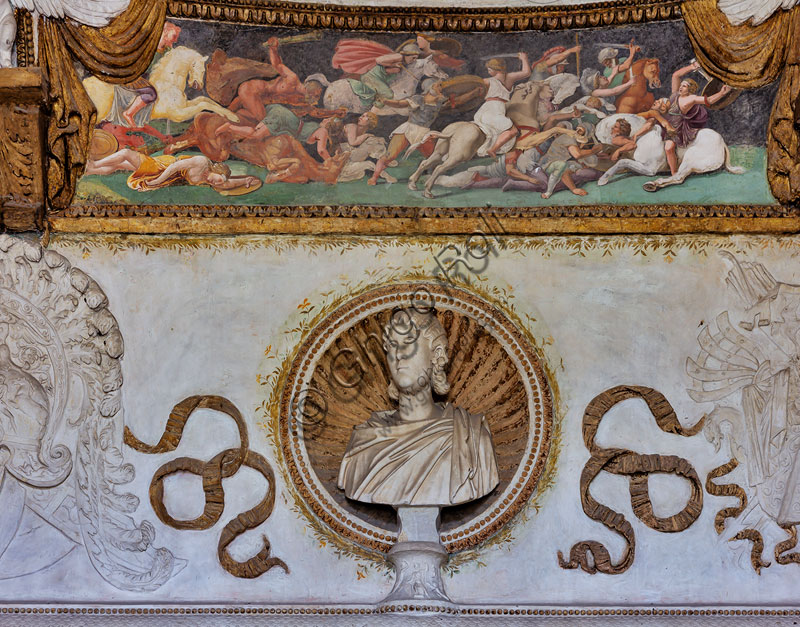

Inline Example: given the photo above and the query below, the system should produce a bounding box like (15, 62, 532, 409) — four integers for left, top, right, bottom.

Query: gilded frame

(3, 4, 800, 622)
(18, 0, 799, 235)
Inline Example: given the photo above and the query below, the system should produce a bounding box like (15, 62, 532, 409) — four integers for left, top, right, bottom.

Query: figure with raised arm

(663, 61, 732, 175)
(230, 37, 324, 122)
(597, 41, 640, 89)
(474, 54, 531, 158)
(531, 45, 582, 81)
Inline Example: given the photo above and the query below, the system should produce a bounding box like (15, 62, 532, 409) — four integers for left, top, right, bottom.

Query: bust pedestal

(382, 506, 451, 605)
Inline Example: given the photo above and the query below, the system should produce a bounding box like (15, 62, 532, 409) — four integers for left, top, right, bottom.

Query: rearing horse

(615, 57, 661, 114)
(83, 46, 239, 125)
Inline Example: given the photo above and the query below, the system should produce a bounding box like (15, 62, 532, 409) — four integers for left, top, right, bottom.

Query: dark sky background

(174, 18, 776, 146)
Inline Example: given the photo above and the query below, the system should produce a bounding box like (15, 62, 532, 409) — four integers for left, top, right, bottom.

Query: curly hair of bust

(384, 308, 450, 400)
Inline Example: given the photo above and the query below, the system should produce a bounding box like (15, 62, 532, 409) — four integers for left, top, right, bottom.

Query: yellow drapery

(38, 0, 166, 209)
(682, 0, 800, 203)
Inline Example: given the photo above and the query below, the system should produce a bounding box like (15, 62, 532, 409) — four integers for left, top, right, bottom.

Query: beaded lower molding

(2, 605, 800, 620)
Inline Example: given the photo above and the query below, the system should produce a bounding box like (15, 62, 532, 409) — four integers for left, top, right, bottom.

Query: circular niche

(279, 282, 553, 554)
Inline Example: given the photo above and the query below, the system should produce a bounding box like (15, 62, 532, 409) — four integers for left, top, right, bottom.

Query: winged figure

(687, 252, 800, 527)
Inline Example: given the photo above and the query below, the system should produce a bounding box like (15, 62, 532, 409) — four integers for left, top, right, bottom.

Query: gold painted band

(49, 216, 800, 235)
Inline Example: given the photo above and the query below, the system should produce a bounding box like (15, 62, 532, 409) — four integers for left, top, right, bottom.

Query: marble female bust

(337, 308, 499, 506)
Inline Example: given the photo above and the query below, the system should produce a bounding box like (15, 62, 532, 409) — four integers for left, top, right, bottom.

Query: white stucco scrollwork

(717, 0, 797, 25)
(0, 234, 183, 591)
(0, 0, 131, 67)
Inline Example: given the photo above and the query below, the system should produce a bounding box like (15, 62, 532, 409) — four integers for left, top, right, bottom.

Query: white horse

(83, 46, 238, 124)
(323, 59, 448, 117)
(596, 113, 744, 191)
(407, 83, 550, 198)
(408, 121, 486, 198)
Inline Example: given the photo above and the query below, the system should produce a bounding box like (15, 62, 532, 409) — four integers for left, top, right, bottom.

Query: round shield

(88, 129, 119, 162)
(213, 177, 263, 196)
(439, 75, 487, 112)
(399, 35, 463, 59)
(702, 78, 741, 110)
(428, 36, 462, 59)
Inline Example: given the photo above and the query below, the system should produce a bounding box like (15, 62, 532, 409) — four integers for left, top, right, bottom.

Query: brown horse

(615, 58, 661, 114)
(165, 112, 349, 184)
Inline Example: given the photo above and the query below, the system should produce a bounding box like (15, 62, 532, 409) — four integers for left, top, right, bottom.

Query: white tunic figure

(337, 308, 499, 507)
(472, 54, 530, 158)
(474, 75, 515, 157)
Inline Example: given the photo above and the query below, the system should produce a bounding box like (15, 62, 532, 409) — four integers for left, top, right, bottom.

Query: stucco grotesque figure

(0, 321, 71, 488)
(0, 337, 57, 481)
(0, 234, 181, 591)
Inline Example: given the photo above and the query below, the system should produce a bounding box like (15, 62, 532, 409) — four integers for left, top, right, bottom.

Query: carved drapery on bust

(337, 308, 500, 507)
(682, 0, 800, 204)
(339, 404, 500, 505)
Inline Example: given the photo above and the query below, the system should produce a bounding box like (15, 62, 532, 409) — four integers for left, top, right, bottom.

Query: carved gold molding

(14, 9, 34, 68)
(9, 0, 686, 67)
(166, 0, 682, 31)
(0, 67, 46, 232)
(10, 0, 798, 236)
(54, 203, 792, 219)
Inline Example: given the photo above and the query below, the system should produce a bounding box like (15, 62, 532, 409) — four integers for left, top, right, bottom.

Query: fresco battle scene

(76, 19, 778, 208)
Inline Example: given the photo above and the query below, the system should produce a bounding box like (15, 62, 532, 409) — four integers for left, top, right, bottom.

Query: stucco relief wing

(717, 0, 798, 25)
(10, 0, 130, 26)
(686, 312, 762, 403)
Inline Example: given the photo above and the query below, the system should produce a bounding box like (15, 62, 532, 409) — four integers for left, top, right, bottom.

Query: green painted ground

(75, 145, 775, 208)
